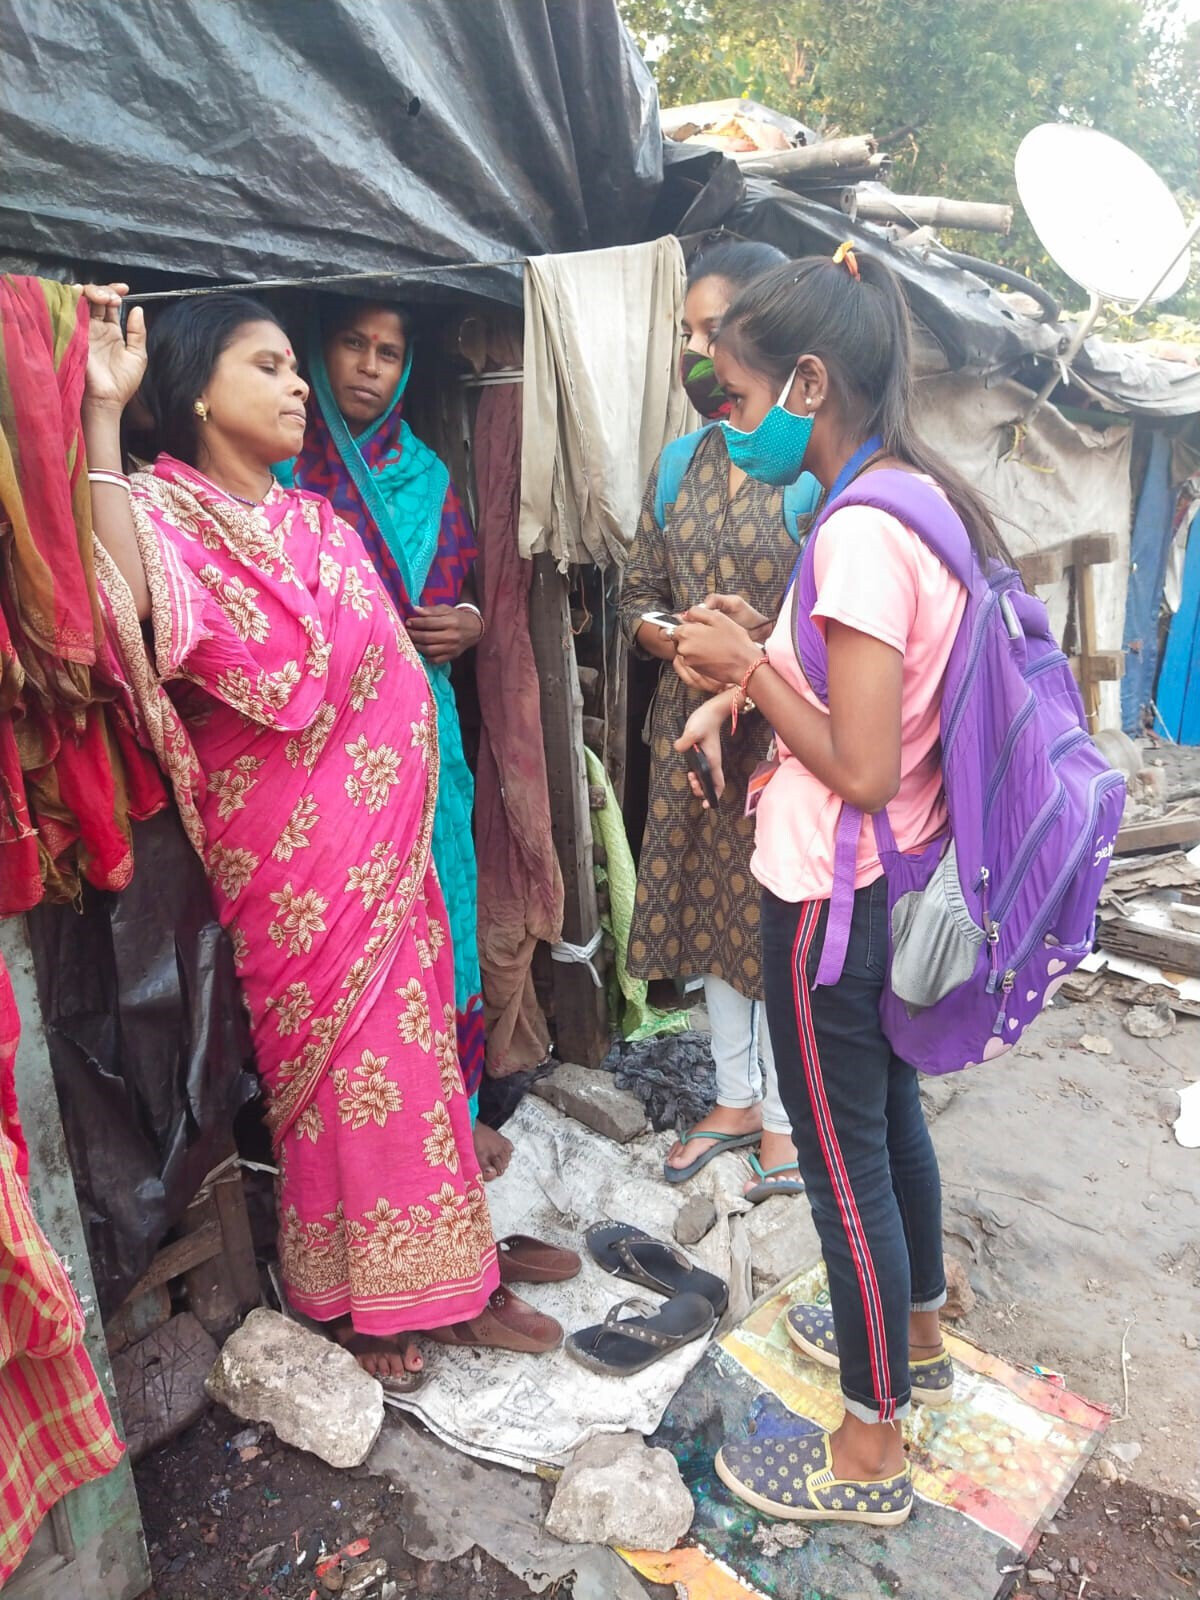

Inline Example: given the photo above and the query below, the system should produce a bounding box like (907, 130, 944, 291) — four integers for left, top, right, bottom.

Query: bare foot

(743, 1127, 800, 1196)
(665, 1103, 762, 1173)
(332, 1320, 423, 1380)
(473, 1120, 514, 1181)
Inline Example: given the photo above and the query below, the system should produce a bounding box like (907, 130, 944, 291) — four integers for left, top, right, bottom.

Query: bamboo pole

(851, 193, 1013, 235)
(734, 135, 877, 179)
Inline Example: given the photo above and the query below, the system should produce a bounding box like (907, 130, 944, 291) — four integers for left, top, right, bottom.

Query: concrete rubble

(206, 1307, 384, 1470)
(532, 1062, 648, 1143)
(942, 1256, 977, 1320)
(743, 1193, 822, 1298)
(545, 1431, 694, 1553)
(673, 1193, 717, 1246)
(367, 1419, 650, 1598)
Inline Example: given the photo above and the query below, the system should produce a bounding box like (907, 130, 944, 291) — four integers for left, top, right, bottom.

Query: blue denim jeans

(761, 879, 946, 1423)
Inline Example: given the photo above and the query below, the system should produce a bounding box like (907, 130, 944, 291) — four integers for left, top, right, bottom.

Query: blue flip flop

(663, 1128, 760, 1186)
(743, 1152, 806, 1204)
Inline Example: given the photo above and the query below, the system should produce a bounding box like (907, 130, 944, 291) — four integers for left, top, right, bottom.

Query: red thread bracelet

(731, 649, 767, 733)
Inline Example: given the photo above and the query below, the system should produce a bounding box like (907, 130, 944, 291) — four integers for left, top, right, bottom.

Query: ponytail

(716, 255, 1010, 568)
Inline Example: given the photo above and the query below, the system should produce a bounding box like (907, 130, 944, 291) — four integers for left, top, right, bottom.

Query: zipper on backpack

(992, 969, 1015, 1034)
(981, 866, 1003, 994)
(941, 590, 1000, 754)
(1047, 727, 1089, 765)
(982, 694, 1037, 825)
(991, 785, 1068, 930)
(1005, 768, 1128, 978)
(1023, 649, 1070, 683)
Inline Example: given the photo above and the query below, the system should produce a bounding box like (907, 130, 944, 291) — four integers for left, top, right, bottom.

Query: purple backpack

(792, 470, 1126, 1076)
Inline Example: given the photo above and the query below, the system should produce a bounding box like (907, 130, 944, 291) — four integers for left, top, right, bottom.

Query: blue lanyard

(826, 434, 884, 506)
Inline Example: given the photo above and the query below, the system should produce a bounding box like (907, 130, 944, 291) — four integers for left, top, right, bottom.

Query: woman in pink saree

(81, 287, 561, 1388)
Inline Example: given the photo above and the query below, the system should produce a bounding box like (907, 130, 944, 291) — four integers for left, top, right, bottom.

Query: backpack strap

(782, 474, 824, 545)
(655, 426, 822, 546)
(791, 470, 978, 988)
(654, 425, 715, 529)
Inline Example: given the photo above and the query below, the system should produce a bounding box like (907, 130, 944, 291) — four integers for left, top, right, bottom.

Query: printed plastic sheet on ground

(624, 1262, 1109, 1599)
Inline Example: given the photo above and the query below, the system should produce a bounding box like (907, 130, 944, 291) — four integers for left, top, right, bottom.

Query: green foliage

(621, 0, 1200, 323)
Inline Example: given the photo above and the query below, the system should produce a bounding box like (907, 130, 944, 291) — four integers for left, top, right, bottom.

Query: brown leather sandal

(497, 1234, 583, 1285)
(426, 1287, 563, 1354)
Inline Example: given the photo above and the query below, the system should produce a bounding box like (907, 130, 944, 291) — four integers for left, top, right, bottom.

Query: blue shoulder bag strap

(654, 425, 715, 529)
(656, 423, 822, 546)
(782, 474, 823, 544)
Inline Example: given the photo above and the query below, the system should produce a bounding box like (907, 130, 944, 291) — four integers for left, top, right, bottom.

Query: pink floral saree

(94, 456, 498, 1335)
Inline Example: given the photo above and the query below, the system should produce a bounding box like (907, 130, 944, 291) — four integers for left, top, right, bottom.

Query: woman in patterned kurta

(82, 287, 559, 1389)
(618, 242, 814, 1196)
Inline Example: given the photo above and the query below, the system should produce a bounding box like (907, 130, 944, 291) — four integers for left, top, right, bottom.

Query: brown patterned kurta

(619, 428, 808, 999)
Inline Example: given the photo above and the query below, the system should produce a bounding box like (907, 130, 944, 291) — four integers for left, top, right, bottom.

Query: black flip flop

(567, 1293, 716, 1375)
(585, 1221, 729, 1317)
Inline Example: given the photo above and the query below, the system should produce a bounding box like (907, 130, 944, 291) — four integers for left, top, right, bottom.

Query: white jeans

(703, 974, 790, 1136)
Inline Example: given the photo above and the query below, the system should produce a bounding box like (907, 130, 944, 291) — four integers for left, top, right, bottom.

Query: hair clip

(832, 241, 861, 280)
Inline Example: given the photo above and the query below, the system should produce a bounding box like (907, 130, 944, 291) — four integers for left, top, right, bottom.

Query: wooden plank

(1068, 651, 1124, 684)
(1115, 814, 1200, 854)
(182, 1150, 260, 1340)
(1017, 549, 1064, 589)
(126, 1222, 222, 1299)
(1067, 970, 1200, 1019)
(1101, 851, 1200, 902)
(528, 554, 609, 1067)
(211, 1168, 262, 1315)
(1097, 915, 1200, 977)
(1071, 532, 1120, 567)
(1074, 557, 1104, 732)
(183, 1188, 240, 1339)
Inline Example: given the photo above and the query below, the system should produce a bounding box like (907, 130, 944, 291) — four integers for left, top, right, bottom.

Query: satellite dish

(1015, 123, 1191, 305)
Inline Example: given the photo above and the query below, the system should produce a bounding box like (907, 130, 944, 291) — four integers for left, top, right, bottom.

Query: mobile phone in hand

(684, 743, 719, 809)
(641, 609, 684, 636)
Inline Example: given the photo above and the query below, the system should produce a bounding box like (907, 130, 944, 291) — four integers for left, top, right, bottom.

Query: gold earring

(193, 399, 209, 421)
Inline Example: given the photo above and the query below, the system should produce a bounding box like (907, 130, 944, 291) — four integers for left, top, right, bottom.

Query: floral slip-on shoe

(785, 1303, 956, 1408)
(715, 1429, 913, 1525)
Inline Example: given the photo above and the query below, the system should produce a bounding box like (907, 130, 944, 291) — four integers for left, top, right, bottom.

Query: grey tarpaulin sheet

(26, 808, 256, 1315)
(0, 0, 661, 302)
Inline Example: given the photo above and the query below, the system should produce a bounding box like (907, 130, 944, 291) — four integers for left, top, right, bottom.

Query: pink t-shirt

(750, 495, 967, 904)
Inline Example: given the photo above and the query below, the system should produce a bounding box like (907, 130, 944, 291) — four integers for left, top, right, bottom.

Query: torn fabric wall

(916, 374, 1134, 731)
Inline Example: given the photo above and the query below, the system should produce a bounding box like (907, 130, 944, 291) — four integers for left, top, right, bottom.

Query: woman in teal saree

(288, 300, 511, 1178)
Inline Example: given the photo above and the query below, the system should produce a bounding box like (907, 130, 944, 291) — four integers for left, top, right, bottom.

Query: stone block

(532, 1063, 647, 1143)
(545, 1432, 693, 1553)
(205, 1307, 383, 1469)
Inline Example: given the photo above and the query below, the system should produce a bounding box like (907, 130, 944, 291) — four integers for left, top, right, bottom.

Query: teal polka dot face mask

(720, 368, 814, 487)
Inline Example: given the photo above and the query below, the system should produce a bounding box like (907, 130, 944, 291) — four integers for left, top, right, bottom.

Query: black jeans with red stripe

(762, 879, 946, 1424)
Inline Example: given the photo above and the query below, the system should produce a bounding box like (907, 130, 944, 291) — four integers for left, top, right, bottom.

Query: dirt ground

(135, 958, 1200, 1599)
(135, 1407, 548, 1600)
(926, 991, 1199, 1498)
(135, 1406, 1199, 1600)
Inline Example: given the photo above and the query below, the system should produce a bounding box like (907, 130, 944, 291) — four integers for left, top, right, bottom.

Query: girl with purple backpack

(672, 246, 1016, 1526)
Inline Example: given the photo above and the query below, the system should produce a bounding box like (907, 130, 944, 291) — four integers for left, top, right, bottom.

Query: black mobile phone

(684, 743, 719, 809)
